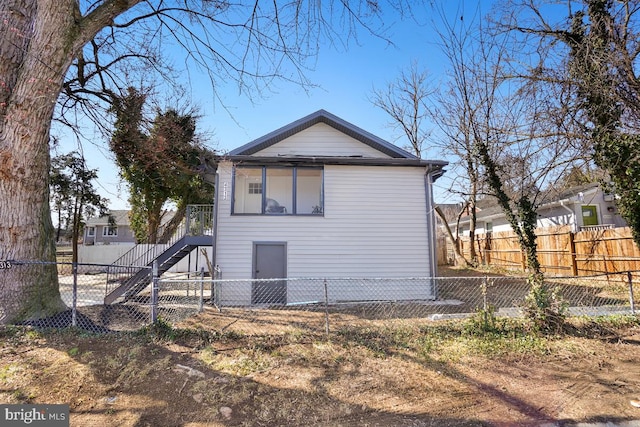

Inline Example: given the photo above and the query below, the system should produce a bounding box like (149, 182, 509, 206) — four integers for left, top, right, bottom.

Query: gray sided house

(211, 110, 448, 305)
(456, 183, 628, 236)
(83, 210, 135, 245)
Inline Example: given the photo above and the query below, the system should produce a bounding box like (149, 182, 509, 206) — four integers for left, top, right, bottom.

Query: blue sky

(59, 1, 485, 211)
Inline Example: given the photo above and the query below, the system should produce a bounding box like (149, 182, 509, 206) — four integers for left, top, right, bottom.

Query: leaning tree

(0, 0, 404, 323)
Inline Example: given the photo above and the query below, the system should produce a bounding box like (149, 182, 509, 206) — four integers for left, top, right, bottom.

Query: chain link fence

(3, 261, 639, 335)
(161, 271, 639, 336)
(6, 261, 152, 332)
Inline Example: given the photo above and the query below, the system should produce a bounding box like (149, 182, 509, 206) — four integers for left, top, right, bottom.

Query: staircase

(104, 205, 214, 304)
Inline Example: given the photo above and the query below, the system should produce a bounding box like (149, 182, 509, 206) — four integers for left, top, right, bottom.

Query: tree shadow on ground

(340, 325, 640, 427)
(19, 304, 151, 333)
(1, 327, 522, 427)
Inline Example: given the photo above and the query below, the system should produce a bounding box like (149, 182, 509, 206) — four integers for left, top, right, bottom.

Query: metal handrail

(105, 205, 214, 296)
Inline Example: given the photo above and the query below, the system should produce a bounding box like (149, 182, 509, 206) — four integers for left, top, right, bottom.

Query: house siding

(214, 162, 433, 304)
(253, 123, 392, 158)
(85, 225, 136, 245)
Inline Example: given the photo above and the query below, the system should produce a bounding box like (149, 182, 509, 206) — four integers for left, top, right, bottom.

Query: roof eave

(224, 154, 448, 168)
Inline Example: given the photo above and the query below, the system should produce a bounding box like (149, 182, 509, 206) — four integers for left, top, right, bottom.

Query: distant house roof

(456, 183, 604, 224)
(85, 210, 177, 227)
(85, 210, 130, 227)
(542, 182, 601, 205)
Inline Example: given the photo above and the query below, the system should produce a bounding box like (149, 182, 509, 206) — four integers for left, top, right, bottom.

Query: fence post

(323, 279, 330, 337)
(569, 231, 578, 276)
(628, 271, 636, 315)
(199, 267, 204, 313)
(151, 261, 159, 323)
(482, 276, 488, 312)
(72, 262, 78, 328)
(212, 265, 221, 311)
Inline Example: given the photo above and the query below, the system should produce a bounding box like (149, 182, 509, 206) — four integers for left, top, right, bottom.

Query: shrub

(522, 275, 567, 334)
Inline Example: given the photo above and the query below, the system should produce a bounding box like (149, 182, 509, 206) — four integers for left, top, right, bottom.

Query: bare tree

(429, 8, 487, 266)
(370, 61, 434, 158)
(433, 3, 584, 331)
(0, 0, 406, 323)
(435, 4, 579, 273)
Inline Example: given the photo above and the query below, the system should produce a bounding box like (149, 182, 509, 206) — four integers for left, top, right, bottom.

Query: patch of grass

(11, 388, 35, 403)
(590, 314, 640, 328)
(141, 317, 177, 340)
(334, 328, 393, 358)
(0, 326, 46, 343)
(334, 325, 423, 358)
(0, 364, 22, 382)
(0, 325, 22, 339)
(463, 306, 502, 336)
(415, 318, 550, 360)
(136, 318, 245, 348)
(461, 333, 549, 357)
(208, 349, 272, 376)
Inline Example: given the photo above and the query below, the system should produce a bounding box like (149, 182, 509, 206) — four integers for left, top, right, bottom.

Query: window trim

(248, 182, 262, 194)
(232, 165, 324, 216)
(102, 226, 118, 237)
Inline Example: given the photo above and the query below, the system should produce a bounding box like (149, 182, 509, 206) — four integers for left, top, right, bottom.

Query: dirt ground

(2, 307, 640, 427)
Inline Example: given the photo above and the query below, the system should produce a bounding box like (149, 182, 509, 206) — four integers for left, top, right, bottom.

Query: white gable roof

(228, 109, 418, 159)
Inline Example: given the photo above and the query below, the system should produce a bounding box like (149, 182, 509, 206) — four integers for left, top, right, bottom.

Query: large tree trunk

(0, 2, 77, 323)
(158, 203, 187, 244)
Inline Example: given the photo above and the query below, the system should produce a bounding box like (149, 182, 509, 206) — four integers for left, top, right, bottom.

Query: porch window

(233, 166, 323, 215)
(102, 226, 118, 237)
(296, 168, 323, 214)
(266, 168, 293, 213)
(86, 226, 95, 237)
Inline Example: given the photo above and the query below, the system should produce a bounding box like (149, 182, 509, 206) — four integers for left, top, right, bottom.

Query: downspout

(424, 165, 439, 299)
(559, 200, 578, 233)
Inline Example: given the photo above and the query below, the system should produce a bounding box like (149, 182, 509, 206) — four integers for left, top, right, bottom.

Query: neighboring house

(82, 209, 201, 269)
(455, 183, 627, 236)
(211, 109, 448, 305)
(83, 210, 135, 245)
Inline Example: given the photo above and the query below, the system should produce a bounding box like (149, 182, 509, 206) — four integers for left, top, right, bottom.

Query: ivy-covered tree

(110, 88, 214, 243)
(434, 3, 572, 332)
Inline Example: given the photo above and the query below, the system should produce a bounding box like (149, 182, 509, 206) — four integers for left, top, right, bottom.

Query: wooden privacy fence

(453, 226, 640, 277)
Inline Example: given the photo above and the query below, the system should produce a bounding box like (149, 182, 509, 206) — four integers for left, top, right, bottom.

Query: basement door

(252, 242, 287, 304)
